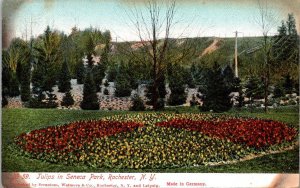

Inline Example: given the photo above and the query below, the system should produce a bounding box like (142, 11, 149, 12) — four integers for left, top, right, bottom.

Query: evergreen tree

(130, 94, 145, 111)
(61, 91, 75, 107)
(167, 63, 187, 106)
(283, 74, 294, 94)
(200, 62, 233, 112)
(273, 84, 285, 98)
(145, 74, 166, 109)
(29, 26, 60, 108)
(58, 59, 72, 92)
(9, 74, 20, 97)
(85, 35, 95, 68)
(223, 65, 235, 90)
(20, 58, 31, 101)
(76, 60, 85, 84)
(80, 71, 99, 110)
(273, 14, 299, 65)
(115, 61, 132, 97)
(2, 95, 8, 107)
(92, 62, 106, 92)
(244, 76, 264, 110)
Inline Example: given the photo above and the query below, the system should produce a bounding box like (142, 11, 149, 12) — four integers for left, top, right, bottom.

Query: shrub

(130, 94, 145, 111)
(61, 91, 75, 107)
(103, 88, 109, 95)
(58, 59, 72, 93)
(200, 62, 233, 112)
(2, 95, 8, 107)
(28, 93, 58, 108)
(80, 71, 99, 110)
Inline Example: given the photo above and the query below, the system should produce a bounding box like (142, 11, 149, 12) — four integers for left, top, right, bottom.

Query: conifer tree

(200, 62, 233, 112)
(167, 63, 187, 106)
(76, 60, 85, 84)
(58, 59, 72, 92)
(115, 61, 132, 97)
(61, 91, 75, 107)
(92, 62, 106, 92)
(20, 59, 31, 101)
(80, 71, 99, 110)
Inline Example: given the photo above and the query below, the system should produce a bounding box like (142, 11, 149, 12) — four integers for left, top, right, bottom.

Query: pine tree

(145, 75, 166, 109)
(80, 71, 99, 110)
(20, 59, 31, 101)
(58, 59, 72, 92)
(76, 60, 85, 84)
(167, 63, 187, 106)
(283, 74, 294, 94)
(200, 62, 233, 112)
(61, 91, 75, 107)
(115, 61, 132, 97)
(92, 63, 106, 92)
(9, 74, 20, 97)
(130, 94, 145, 111)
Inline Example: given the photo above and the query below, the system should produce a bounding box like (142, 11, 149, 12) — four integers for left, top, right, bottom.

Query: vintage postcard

(1, 0, 299, 187)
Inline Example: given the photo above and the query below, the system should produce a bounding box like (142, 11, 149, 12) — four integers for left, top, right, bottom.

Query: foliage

(103, 88, 109, 95)
(20, 57, 31, 101)
(115, 61, 132, 97)
(80, 71, 99, 110)
(76, 60, 85, 84)
(33, 26, 61, 92)
(28, 92, 58, 108)
(200, 62, 233, 112)
(245, 76, 264, 100)
(145, 74, 167, 109)
(92, 63, 106, 92)
(130, 94, 145, 111)
(273, 84, 285, 98)
(190, 94, 199, 107)
(61, 91, 75, 107)
(8, 74, 20, 97)
(58, 59, 72, 92)
(167, 63, 187, 106)
(283, 74, 294, 94)
(2, 95, 8, 107)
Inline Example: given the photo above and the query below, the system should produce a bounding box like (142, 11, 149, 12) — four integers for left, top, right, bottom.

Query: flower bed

(14, 113, 297, 169)
(15, 120, 143, 154)
(156, 118, 297, 148)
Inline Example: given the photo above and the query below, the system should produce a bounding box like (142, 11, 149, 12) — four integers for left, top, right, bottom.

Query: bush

(58, 60, 72, 92)
(9, 75, 20, 97)
(61, 91, 75, 107)
(80, 71, 99, 110)
(130, 94, 145, 111)
(104, 80, 109, 87)
(190, 94, 199, 107)
(28, 93, 58, 108)
(200, 62, 233, 112)
(103, 88, 109, 95)
(2, 96, 8, 107)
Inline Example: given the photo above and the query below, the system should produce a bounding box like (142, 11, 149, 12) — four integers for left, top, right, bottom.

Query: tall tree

(126, 0, 195, 110)
(58, 59, 72, 92)
(114, 61, 132, 97)
(80, 71, 99, 110)
(200, 62, 233, 112)
(167, 63, 187, 106)
(76, 59, 85, 84)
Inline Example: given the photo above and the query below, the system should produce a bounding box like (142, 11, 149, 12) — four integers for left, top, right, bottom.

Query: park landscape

(1, 0, 299, 174)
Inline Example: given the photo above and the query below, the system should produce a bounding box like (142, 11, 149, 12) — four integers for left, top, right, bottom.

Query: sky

(3, 0, 300, 45)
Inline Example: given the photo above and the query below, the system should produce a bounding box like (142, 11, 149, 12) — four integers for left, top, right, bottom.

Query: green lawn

(2, 107, 299, 173)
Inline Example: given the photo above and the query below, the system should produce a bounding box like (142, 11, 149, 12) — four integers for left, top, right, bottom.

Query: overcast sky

(4, 0, 300, 43)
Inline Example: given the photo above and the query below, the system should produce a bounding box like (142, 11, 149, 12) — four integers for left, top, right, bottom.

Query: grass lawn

(2, 107, 299, 173)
